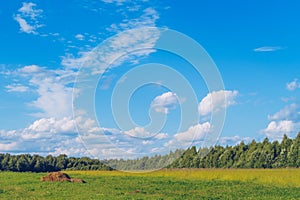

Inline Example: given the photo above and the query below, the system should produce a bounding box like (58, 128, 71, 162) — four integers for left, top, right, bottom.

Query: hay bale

(41, 172, 85, 183)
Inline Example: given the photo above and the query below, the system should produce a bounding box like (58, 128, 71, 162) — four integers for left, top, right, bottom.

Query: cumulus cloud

(151, 92, 179, 114)
(198, 90, 238, 116)
(263, 101, 300, 140)
(286, 79, 300, 91)
(164, 122, 212, 149)
(0, 117, 82, 154)
(17, 117, 78, 142)
(254, 46, 284, 52)
(25, 117, 76, 135)
(174, 122, 211, 142)
(0, 116, 120, 156)
(30, 78, 74, 118)
(13, 2, 44, 34)
(262, 120, 296, 140)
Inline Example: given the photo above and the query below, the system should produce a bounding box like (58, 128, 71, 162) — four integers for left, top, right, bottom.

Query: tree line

(0, 133, 299, 172)
(0, 154, 112, 172)
(169, 133, 300, 169)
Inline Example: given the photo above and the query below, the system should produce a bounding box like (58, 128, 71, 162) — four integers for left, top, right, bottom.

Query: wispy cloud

(268, 103, 299, 121)
(5, 84, 29, 93)
(217, 135, 252, 146)
(3, 0, 167, 158)
(101, 0, 131, 5)
(107, 7, 159, 32)
(14, 16, 35, 34)
(13, 2, 44, 34)
(253, 46, 284, 52)
(7, 65, 76, 118)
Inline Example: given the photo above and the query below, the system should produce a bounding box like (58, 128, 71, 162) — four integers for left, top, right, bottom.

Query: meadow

(0, 169, 299, 199)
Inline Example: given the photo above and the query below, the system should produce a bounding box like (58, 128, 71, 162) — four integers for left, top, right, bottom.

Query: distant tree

(288, 133, 300, 167)
(16, 155, 30, 172)
(0, 132, 299, 172)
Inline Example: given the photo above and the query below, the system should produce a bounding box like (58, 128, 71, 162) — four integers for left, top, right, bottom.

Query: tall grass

(69, 168, 300, 187)
(0, 169, 299, 199)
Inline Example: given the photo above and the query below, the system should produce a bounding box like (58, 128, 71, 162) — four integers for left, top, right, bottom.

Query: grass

(0, 169, 299, 199)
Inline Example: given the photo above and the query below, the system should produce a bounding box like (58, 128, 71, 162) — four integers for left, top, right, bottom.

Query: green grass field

(0, 169, 300, 199)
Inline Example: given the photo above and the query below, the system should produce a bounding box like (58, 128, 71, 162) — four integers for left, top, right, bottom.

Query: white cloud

(142, 140, 153, 145)
(61, 52, 89, 70)
(0, 117, 92, 156)
(124, 127, 152, 138)
(5, 84, 29, 93)
(151, 92, 179, 114)
(18, 2, 43, 19)
(51, 137, 90, 157)
(14, 16, 35, 34)
(18, 65, 43, 73)
(30, 78, 73, 118)
(25, 117, 76, 135)
(19, 117, 77, 141)
(154, 133, 168, 140)
(101, 0, 132, 6)
(62, 5, 160, 72)
(198, 90, 238, 116)
(10, 65, 76, 118)
(268, 103, 299, 121)
(263, 98, 300, 141)
(62, 27, 160, 74)
(163, 122, 212, 151)
(123, 127, 168, 140)
(13, 2, 43, 34)
(174, 122, 212, 142)
(286, 79, 300, 91)
(107, 7, 159, 32)
(218, 135, 252, 146)
(262, 120, 295, 140)
(3, 2, 165, 158)
(75, 34, 85, 40)
(254, 46, 284, 52)
(0, 142, 18, 151)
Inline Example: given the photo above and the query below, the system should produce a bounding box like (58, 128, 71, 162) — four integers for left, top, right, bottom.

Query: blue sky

(0, 0, 300, 159)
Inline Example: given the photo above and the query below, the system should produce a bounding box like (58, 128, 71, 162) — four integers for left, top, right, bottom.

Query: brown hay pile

(41, 172, 86, 183)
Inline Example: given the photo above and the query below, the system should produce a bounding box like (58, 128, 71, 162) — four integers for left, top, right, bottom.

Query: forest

(0, 133, 299, 172)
